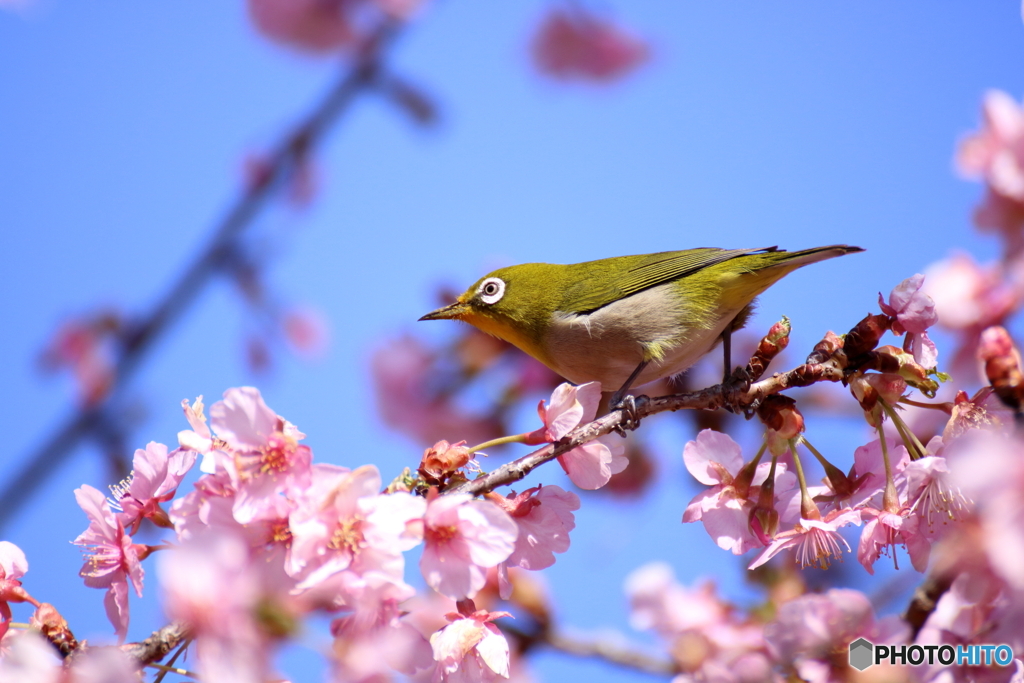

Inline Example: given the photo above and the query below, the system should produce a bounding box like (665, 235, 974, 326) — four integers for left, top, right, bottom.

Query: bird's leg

(721, 327, 733, 385)
(609, 360, 649, 432)
(720, 314, 752, 414)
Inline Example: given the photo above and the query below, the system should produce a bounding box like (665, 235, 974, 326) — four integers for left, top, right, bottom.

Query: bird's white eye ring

(478, 277, 505, 305)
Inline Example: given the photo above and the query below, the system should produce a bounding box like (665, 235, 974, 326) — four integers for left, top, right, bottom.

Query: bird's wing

(563, 247, 778, 314)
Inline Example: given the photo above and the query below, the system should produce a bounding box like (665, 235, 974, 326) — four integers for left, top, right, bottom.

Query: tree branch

(450, 357, 845, 496)
(0, 19, 405, 532)
(119, 621, 192, 667)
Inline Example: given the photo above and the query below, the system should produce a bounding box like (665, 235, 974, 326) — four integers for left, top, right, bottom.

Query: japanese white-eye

(420, 245, 863, 401)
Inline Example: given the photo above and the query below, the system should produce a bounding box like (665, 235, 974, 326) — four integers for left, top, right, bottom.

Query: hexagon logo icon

(849, 637, 874, 671)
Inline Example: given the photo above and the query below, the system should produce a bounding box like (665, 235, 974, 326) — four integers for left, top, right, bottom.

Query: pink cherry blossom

(531, 8, 649, 83)
(494, 485, 579, 599)
(160, 530, 293, 683)
(72, 485, 144, 641)
(178, 396, 215, 469)
(282, 306, 329, 357)
(958, 90, 1024, 202)
(328, 572, 433, 679)
(525, 382, 601, 443)
(38, 314, 117, 406)
(682, 429, 796, 555)
(748, 507, 862, 570)
(286, 464, 426, 590)
(904, 455, 971, 539)
(112, 441, 196, 534)
(0, 542, 36, 641)
(879, 274, 939, 368)
(0, 631, 59, 683)
(526, 382, 628, 489)
(421, 494, 517, 600)
(371, 335, 501, 446)
(208, 387, 312, 524)
(247, 0, 424, 55)
(430, 609, 512, 683)
(843, 437, 911, 510)
(914, 571, 1024, 682)
(625, 562, 727, 637)
(247, 0, 354, 53)
(765, 589, 909, 683)
(857, 506, 930, 574)
(947, 430, 1024, 590)
(625, 563, 774, 681)
(924, 253, 1018, 332)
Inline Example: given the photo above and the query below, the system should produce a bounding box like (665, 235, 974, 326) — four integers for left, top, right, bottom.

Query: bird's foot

(610, 393, 644, 435)
(721, 366, 752, 415)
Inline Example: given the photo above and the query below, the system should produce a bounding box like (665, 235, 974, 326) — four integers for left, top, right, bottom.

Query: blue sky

(2, 2, 1023, 682)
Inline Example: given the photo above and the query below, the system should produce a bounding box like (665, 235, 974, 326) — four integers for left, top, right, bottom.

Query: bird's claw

(721, 366, 752, 414)
(610, 393, 642, 435)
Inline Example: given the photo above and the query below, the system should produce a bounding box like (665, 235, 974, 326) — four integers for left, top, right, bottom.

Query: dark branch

(0, 20, 404, 531)
(449, 357, 845, 496)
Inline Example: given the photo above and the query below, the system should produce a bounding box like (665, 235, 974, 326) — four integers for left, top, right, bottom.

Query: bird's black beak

(418, 301, 469, 321)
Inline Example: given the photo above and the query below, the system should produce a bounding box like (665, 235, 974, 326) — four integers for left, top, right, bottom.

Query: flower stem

(788, 439, 820, 521)
(876, 424, 900, 512)
(881, 401, 927, 460)
(467, 433, 531, 455)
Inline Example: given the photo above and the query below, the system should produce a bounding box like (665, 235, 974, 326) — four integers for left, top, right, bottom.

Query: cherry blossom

(160, 530, 293, 683)
(430, 608, 512, 683)
(421, 494, 517, 600)
(958, 90, 1024, 202)
(72, 485, 144, 641)
(328, 572, 433, 680)
(682, 429, 795, 555)
(904, 455, 971, 539)
(879, 274, 939, 368)
(112, 441, 196, 534)
(625, 562, 727, 637)
(626, 563, 773, 682)
(526, 382, 628, 490)
(0, 542, 36, 641)
(286, 464, 425, 590)
(765, 589, 908, 683)
(858, 506, 930, 574)
(206, 387, 313, 524)
(531, 8, 649, 83)
(0, 631, 59, 683)
(494, 485, 579, 599)
(371, 335, 501, 446)
(748, 508, 862, 570)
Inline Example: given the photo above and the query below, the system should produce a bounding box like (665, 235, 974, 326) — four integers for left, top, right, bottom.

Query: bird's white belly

(542, 284, 742, 391)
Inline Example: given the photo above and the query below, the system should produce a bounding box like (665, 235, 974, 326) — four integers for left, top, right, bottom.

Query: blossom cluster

(2, 385, 593, 682)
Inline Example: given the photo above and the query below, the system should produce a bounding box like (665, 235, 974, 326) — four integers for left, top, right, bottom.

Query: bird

(420, 245, 863, 409)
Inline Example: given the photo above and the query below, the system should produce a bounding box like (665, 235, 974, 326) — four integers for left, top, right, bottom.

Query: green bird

(420, 245, 863, 406)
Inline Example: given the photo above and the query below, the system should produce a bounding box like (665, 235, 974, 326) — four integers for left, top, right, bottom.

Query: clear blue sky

(2, 3, 1022, 682)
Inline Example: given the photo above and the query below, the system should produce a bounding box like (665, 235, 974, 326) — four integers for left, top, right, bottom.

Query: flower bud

(978, 326, 1024, 411)
(843, 313, 891, 359)
(806, 330, 844, 365)
(420, 440, 472, 481)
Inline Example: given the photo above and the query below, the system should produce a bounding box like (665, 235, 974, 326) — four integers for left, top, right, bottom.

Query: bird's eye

(478, 277, 505, 305)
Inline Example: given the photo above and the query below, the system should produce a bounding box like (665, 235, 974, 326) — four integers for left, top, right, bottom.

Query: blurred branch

(120, 621, 192, 667)
(903, 571, 954, 639)
(0, 19, 404, 531)
(544, 628, 676, 677)
(503, 622, 676, 678)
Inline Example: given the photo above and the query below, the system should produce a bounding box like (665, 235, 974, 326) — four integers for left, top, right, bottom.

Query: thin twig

(0, 19, 403, 531)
